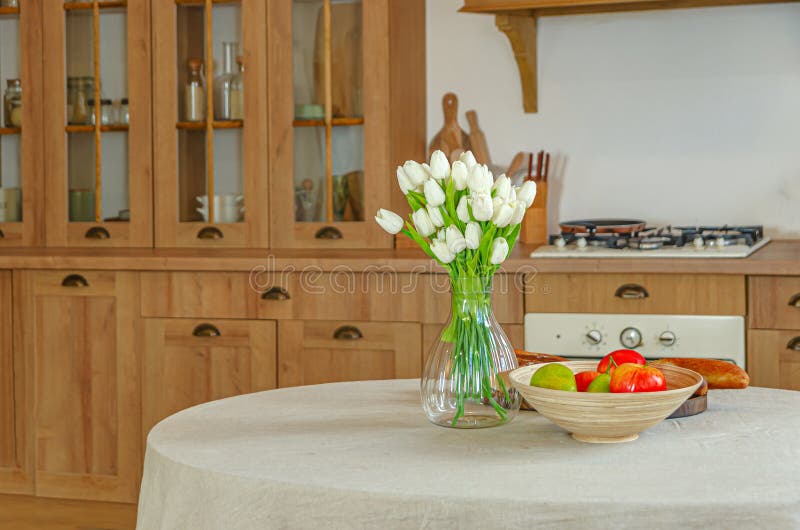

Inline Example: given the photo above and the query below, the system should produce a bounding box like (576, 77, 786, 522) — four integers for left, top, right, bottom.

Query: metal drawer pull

(0, 229, 4, 239)
(261, 287, 290, 301)
(788, 294, 800, 308)
(315, 226, 343, 240)
(614, 284, 649, 300)
(787, 337, 800, 351)
(197, 226, 224, 240)
(61, 274, 89, 287)
(192, 323, 221, 337)
(333, 325, 363, 340)
(84, 226, 110, 239)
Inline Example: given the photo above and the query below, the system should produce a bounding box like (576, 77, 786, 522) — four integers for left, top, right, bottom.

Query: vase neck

(450, 276, 493, 310)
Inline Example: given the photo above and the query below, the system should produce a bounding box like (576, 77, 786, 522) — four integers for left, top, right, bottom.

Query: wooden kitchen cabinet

(142, 318, 276, 437)
(17, 270, 141, 502)
(42, 0, 153, 247)
(152, 0, 269, 248)
(278, 320, 421, 387)
(749, 276, 800, 330)
(0, 271, 32, 494)
(525, 273, 746, 315)
(748, 330, 800, 390)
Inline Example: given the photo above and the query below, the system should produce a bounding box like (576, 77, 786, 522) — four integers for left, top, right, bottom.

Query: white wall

(427, 0, 800, 237)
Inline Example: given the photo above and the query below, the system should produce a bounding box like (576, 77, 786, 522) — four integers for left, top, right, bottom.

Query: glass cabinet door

(43, 0, 152, 247)
(153, 0, 267, 248)
(268, 0, 389, 248)
(0, 1, 43, 246)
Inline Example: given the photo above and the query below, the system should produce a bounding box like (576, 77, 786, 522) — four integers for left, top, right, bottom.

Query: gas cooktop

(530, 225, 771, 258)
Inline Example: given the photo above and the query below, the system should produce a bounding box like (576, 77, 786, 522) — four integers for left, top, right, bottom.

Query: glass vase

(421, 276, 521, 428)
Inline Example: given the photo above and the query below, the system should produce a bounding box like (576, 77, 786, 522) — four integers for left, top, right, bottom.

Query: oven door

(524, 313, 746, 367)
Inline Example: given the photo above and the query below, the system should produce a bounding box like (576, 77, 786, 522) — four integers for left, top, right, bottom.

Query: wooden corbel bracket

(495, 13, 538, 113)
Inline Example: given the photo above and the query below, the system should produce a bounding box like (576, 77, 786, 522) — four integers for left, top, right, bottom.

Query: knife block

(520, 181, 548, 245)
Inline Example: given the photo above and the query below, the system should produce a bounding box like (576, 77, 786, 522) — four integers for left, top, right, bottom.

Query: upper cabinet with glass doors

(42, 0, 152, 247)
(267, 0, 392, 248)
(153, 0, 268, 248)
(0, 0, 43, 246)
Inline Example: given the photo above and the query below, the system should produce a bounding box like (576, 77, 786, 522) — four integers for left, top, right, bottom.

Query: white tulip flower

(429, 150, 450, 181)
(426, 204, 444, 228)
(411, 208, 436, 237)
(465, 222, 482, 249)
(450, 160, 468, 191)
(491, 197, 514, 227)
(492, 174, 512, 201)
(490, 237, 509, 265)
(517, 180, 537, 208)
(459, 150, 478, 171)
(470, 191, 494, 222)
(445, 225, 467, 255)
(430, 239, 456, 264)
(456, 196, 471, 223)
(396, 166, 414, 195)
(467, 164, 493, 194)
(403, 160, 428, 188)
(423, 179, 445, 207)
(374, 208, 404, 234)
(510, 200, 526, 225)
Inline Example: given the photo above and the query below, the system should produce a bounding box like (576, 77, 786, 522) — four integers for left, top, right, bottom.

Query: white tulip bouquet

(375, 150, 536, 427)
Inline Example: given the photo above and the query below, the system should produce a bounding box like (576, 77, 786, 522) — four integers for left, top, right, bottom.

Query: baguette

(514, 350, 568, 367)
(653, 358, 749, 389)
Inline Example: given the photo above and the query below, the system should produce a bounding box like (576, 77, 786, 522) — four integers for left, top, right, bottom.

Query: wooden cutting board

(465, 110, 490, 165)
(428, 93, 471, 159)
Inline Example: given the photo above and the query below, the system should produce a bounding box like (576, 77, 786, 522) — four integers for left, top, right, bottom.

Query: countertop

(0, 239, 798, 275)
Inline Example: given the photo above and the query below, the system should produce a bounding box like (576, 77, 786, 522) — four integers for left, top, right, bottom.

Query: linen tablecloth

(137, 380, 800, 529)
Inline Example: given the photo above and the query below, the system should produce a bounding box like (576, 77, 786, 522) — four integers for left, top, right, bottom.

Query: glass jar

(119, 98, 129, 125)
(421, 276, 521, 428)
(89, 99, 113, 126)
(4, 79, 21, 128)
(214, 42, 238, 120)
(70, 77, 93, 124)
(0, 0, 19, 7)
(229, 55, 244, 121)
(184, 59, 205, 122)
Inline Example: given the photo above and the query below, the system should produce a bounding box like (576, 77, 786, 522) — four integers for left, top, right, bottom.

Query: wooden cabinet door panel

(278, 321, 421, 387)
(525, 273, 745, 315)
(748, 330, 800, 391)
(20, 271, 140, 502)
(143, 319, 277, 436)
(749, 276, 800, 330)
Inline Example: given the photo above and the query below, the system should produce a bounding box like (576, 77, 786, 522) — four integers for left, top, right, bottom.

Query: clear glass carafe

(421, 276, 521, 428)
(229, 55, 244, 121)
(214, 41, 237, 120)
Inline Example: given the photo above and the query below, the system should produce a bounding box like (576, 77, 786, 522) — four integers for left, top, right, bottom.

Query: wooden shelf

(0, 6, 19, 16)
(175, 120, 243, 130)
(0, 127, 20, 135)
(293, 117, 365, 128)
(64, 1, 127, 11)
(65, 124, 129, 133)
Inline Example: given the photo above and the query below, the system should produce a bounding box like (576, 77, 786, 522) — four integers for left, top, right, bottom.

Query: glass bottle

(229, 55, 244, 121)
(89, 99, 113, 126)
(421, 276, 521, 428)
(213, 41, 238, 120)
(119, 98, 129, 125)
(3, 79, 21, 128)
(184, 59, 205, 122)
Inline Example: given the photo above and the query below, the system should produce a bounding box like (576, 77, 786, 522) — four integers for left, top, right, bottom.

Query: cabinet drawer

(749, 277, 800, 330)
(420, 274, 523, 324)
(747, 329, 800, 390)
(278, 321, 421, 387)
(141, 271, 422, 321)
(525, 273, 745, 315)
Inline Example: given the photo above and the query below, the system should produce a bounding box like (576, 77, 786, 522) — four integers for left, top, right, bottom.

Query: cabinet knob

(788, 293, 800, 308)
(333, 325, 363, 340)
(192, 323, 221, 337)
(787, 337, 800, 351)
(614, 284, 649, 300)
(197, 226, 224, 240)
(84, 226, 110, 239)
(315, 226, 343, 240)
(261, 287, 290, 301)
(61, 274, 89, 287)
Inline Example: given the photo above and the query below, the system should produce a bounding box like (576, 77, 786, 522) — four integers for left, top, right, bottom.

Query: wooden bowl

(509, 361, 703, 443)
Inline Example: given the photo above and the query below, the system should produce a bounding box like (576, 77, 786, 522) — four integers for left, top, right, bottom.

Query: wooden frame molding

(495, 13, 537, 114)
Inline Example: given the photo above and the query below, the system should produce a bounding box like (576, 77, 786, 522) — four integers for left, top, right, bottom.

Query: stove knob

(555, 237, 567, 248)
(620, 327, 642, 349)
(659, 331, 677, 347)
(585, 330, 603, 345)
(577, 238, 588, 249)
(693, 237, 704, 248)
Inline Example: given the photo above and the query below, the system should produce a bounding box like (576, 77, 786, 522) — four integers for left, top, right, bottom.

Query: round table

(137, 380, 800, 529)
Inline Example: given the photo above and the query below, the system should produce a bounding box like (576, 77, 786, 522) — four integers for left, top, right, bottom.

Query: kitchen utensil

(428, 93, 470, 159)
(465, 110, 490, 165)
(535, 150, 544, 182)
(510, 361, 702, 443)
(507, 152, 526, 178)
(543, 153, 550, 182)
(196, 205, 243, 223)
(68, 189, 95, 222)
(559, 219, 647, 234)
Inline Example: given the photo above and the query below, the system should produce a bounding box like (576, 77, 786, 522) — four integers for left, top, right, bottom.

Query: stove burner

(548, 225, 764, 251)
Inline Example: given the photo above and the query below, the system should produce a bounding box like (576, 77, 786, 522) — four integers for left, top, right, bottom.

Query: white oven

(524, 313, 746, 367)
